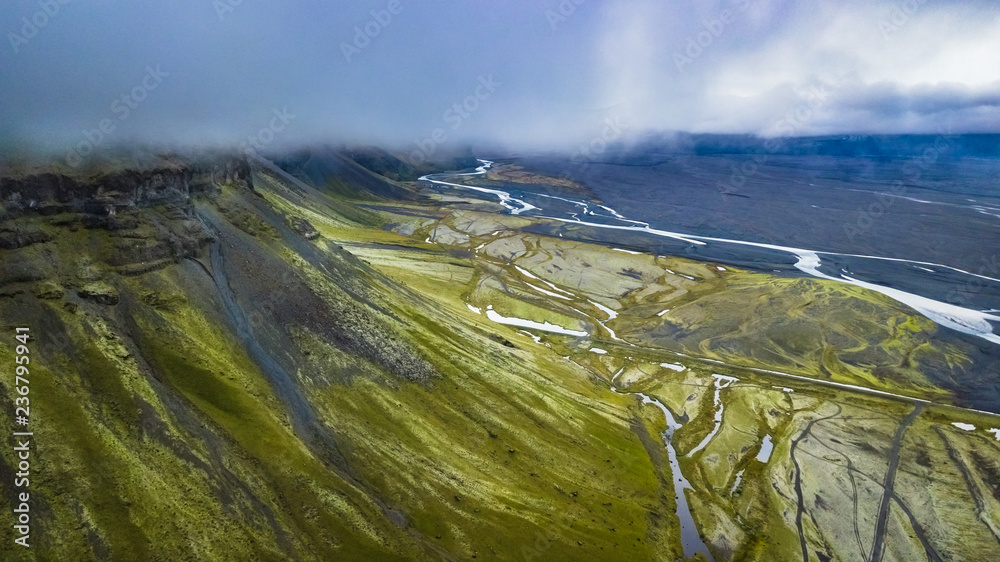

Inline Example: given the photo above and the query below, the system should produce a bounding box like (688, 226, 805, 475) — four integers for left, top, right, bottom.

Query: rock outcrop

(0, 156, 251, 218)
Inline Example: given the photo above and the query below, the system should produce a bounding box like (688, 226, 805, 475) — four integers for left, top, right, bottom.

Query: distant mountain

(594, 133, 1000, 164)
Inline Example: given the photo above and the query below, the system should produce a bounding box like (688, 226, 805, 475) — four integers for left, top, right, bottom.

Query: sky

(1, 0, 999, 158)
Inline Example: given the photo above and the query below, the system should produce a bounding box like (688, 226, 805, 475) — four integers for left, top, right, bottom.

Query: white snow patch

(590, 300, 618, 320)
(514, 265, 538, 279)
(526, 282, 573, 300)
(660, 362, 686, 372)
(538, 279, 575, 297)
(484, 306, 587, 337)
(713, 374, 738, 387)
(519, 330, 543, 344)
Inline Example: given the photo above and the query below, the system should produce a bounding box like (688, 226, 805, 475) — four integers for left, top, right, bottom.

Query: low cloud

(0, 0, 998, 157)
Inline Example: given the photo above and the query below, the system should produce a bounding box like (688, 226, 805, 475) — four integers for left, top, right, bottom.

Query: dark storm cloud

(837, 81, 1000, 116)
(0, 0, 998, 157)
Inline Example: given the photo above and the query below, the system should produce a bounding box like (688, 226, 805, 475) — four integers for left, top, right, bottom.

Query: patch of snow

(519, 330, 542, 344)
(538, 278, 575, 297)
(484, 306, 587, 337)
(713, 374, 738, 388)
(590, 300, 618, 320)
(518, 272, 577, 299)
(514, 265, 538, 279)
(526, 282, 573, 300)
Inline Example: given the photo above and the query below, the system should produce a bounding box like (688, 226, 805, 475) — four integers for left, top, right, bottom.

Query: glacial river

(420, 160, 1000, 345)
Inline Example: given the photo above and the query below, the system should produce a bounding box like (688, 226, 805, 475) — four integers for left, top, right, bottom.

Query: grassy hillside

(0, 154, 998, 560)
(0, 161, 685, 560)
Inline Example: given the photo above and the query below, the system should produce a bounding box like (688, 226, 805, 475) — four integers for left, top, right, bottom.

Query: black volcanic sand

(514, 153, 1000, 274)
(427, 154, 1000, 315)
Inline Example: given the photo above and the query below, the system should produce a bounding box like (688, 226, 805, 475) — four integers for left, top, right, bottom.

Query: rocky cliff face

(0, 154, 473, 559)
(0, 157, 252, 291)
(0, 157, 251, 218)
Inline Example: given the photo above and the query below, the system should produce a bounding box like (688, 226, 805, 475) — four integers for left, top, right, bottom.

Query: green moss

(0, 343, 150, 559)
(2, 156, 996, 560)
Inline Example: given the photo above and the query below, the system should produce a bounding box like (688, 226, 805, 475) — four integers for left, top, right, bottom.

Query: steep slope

(0, 155, 687, 560)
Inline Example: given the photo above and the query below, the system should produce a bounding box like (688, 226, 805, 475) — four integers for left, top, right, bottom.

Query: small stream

(612, 369, 715, 561)
(687, 374, 738, 457)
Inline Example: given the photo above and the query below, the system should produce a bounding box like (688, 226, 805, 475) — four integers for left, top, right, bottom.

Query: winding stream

(611, 368, 715, 561)
(687, 374, 738, 457)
